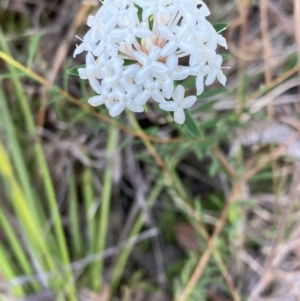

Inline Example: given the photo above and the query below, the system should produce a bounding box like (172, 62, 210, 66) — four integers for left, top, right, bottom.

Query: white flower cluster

(74, 0, 227, 124)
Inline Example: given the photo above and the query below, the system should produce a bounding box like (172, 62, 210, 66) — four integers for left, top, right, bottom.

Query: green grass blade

(82, 167, 96, 253)
(91, 126, 119, 291)
(68, 169, 83, 259)
(0, 207, 38, 291)
(0, 87, 46, 228)
(0, 28, 77, 301)
(27, 34, 41, 68)
(0, 142, 76, 300)
(0, 244, 25, 297)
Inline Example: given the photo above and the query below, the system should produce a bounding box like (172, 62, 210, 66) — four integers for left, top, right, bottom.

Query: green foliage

(184, 109, 203, 138)
(173, 254, 209, 301)
(213, 22, 230, 33)
(67, 64, 85, 76)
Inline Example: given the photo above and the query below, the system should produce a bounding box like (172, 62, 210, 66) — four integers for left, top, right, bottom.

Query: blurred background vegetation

(0, 0, 300, 300)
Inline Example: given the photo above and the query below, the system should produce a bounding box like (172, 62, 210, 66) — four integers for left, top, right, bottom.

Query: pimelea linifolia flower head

(74, 0, 228, 124)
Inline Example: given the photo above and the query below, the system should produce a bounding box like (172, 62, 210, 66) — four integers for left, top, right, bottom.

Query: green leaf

(27, 34, 41, 68)
(67, 64, 85, 76)
(183, 109, 202, 137)
(134, 3, 143, 22)
(221, 53, 231, 61)
(213, 22, 229, 33)
(124, 59, 137, 66)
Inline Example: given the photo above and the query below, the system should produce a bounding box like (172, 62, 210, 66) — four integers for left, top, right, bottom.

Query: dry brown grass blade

(260, 0, 273, 119)
(247, 63, 300, 104)
(236, 0, 251, 113)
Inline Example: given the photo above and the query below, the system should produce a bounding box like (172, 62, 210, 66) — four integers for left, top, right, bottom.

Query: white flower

(106, 84, 144, 116)
(159, 85, 197, 124)
(134, 46, 168, 84)
(111, 11, 152, 44)
(158, 24, 192, 56)
(134, 0, 173, 24)
(74, 0, 228, 123)
(88, 87, 110, 106)
(78, 52, 103, 93)
(134, 77, 165, 105)
(101, 57, 124, 88)
(101, 0, 135, 29)
(189, 62, 210, 96)
(205, 54, 227, 86)
(154, 54, 189, 99)
(119, 64, 141, 91)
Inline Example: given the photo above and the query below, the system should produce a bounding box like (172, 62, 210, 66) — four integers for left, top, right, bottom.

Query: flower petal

(134, 26, 152, 38)
(159, 102, 178, 111)
(173, 67, 190, 80)
(124, 64, 140, 77)
(135, 66, 150, 84)
(133, 90, 151, 105)
(150, 61, 168, 74)
(134, 51, 148, 65)
(196, 76, 204, 95)
(205, 69, 217, 85)
(143, 7, 156, 21)
(151, 90, 166, 103)
(174, 109, 185, 124)
(199, 3, 210, 17)
(127, 102, 144, 113)
(162, 79, 174, 99)
(217, 71, 227, 86)
(78, 68, 88, 79)
(109, 102, 126, 117)
(93, 41, 105, 56)
(86, 52, 95, 65)
(217, 35, 228, 49)
(112, 85, 125, 100)
(148, 45, 161, 61)
(182, 96, 197, 109)
(157, 11, 169, 25)
(110, 28, 127, 41)
(158, 25, 174, 41)
(88, 95, 105, 107)
(161, 41, 178, 57)
(73, 43, 85, 58)
(173, 85, 185, 102)
(87, 16, 96, 27)
(166, 54, 178, 69)
(89, 78, 102, 93)
(179, 41, 196, 54)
